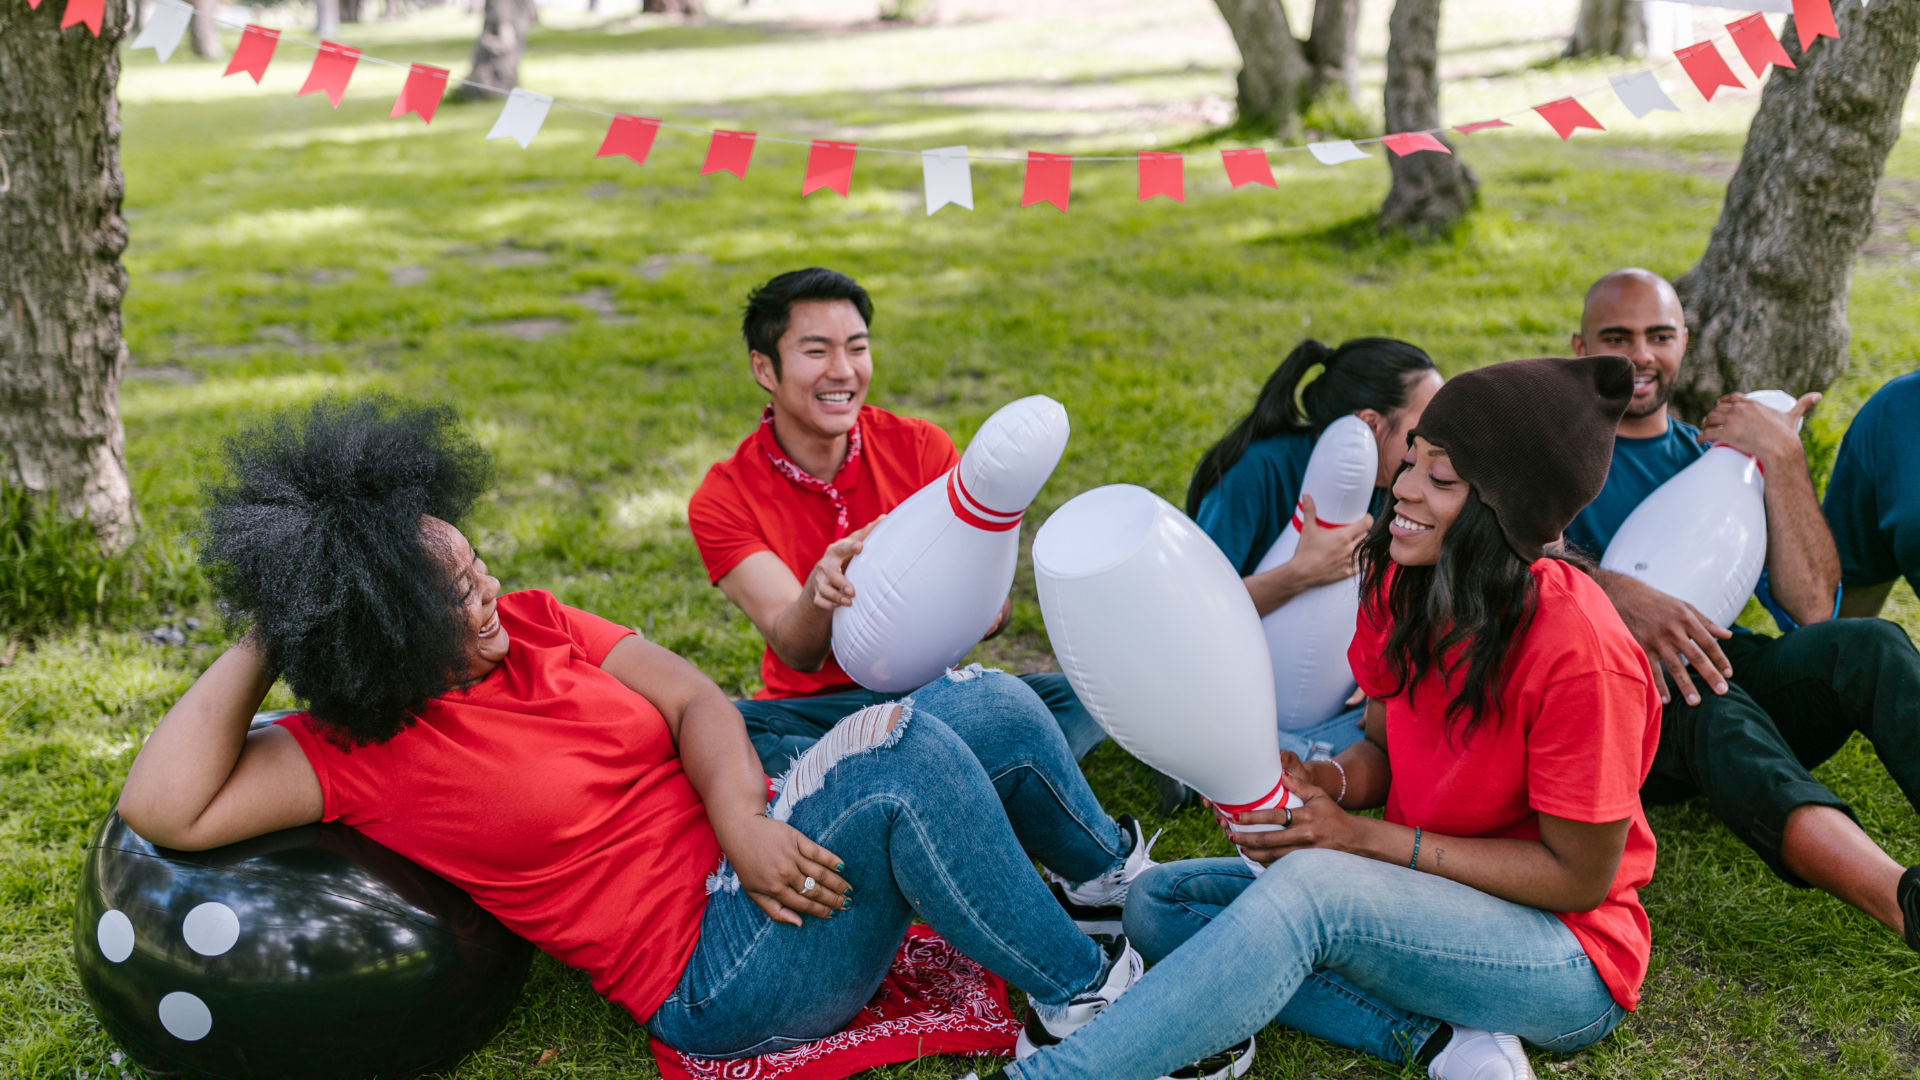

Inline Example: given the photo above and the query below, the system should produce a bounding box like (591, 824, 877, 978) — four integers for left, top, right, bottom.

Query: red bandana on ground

(649, 926, 1020, 1080)
(754, 405, 865, 540)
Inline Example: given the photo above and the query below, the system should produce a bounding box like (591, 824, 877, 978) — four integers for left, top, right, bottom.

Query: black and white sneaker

(1162, 1035, 1257, 1079)
(1014, 936, 1144, 1059)
(1047, 815, 1161, 936)
(1899, 865, 1920, 953)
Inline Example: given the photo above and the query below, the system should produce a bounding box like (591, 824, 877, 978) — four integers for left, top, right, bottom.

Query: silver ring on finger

(1283, 806, 1293, 828)
(801, 876, 817, 895)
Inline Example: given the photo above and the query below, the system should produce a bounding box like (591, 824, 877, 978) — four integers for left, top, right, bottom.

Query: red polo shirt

(688, 405, 959, 698)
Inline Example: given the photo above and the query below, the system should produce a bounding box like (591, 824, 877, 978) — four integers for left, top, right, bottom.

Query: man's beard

(1624, 373, 1674, 420)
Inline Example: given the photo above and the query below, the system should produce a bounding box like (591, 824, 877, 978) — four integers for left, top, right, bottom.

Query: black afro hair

(202, 395, 494, 745)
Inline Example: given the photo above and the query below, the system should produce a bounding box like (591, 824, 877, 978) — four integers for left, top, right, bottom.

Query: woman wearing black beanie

(986, 357, 1660, 1080)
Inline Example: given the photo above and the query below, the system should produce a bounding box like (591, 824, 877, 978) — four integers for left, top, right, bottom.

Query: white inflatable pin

(1250, 415, 1378, 731)
(1035, 484, 1301, 872)
(1601, 389, 1800, 630)
(832, 396, 1070, 693)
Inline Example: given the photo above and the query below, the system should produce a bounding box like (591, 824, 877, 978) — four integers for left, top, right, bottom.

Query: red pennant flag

(803, 141, 858, 197)
(26, 0, 41, 8)
(1382, 132, 1451, 157)
(224, 26, 280, 83)
(1453, 119, 1512, 135)
(1674, 41, 1745, 101)
(391, 64, 450, 125)
(1021, 153, 1072, 212)
(1534, 98, 1605, 140)
(701, 130, 756, 178)
(1220, 149, 1275, 189)
(597, 116, 660, 165)
(1791, 0, 1839, 52)
(1138, 153, 1184, 203)
(1726, 13, 1796, 77)
(59, 0, 104, 35)
(297, 42, 362, 109)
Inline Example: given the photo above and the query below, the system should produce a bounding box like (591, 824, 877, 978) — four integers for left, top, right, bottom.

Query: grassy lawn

(5, 0, 1920, 1076)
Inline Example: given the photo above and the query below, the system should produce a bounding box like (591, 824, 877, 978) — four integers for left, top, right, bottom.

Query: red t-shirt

(1347, 559, 1661, 1012)
(279, 589, 721, 1024)
(687, 405, 959, 698)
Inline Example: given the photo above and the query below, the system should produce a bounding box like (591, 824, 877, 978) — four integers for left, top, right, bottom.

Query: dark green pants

(1641, 618, 1920, 886)
(734, 670, 1102, 777)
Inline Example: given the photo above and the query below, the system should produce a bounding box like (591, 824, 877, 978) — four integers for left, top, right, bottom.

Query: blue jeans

(1005, 851, 1626, 1080)
(648, 670, 1131, 1058)
(736, 671, 1104, 776)
(1276, 703, 1368, 762)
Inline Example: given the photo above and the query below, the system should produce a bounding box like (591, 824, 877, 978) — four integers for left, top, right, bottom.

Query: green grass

(5, 2, 1920, 1076)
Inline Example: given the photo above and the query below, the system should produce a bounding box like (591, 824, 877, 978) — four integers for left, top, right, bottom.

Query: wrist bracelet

(1326, 758, 1348, 805)
(1409, 827, 1422, 871)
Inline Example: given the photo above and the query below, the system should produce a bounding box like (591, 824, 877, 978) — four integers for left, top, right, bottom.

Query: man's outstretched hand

(1599, 571, 1732, 706)
(804, 517, 883, 611)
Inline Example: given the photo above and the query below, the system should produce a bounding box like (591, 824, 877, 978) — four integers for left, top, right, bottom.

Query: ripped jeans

(646, 669, 1129, 1058)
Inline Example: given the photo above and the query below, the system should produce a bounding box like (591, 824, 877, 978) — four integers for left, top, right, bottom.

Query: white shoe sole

(1017, 1028, 1254, 1078)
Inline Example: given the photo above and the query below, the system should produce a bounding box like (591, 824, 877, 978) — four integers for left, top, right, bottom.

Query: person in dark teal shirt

(1572, 268, 1920, 958)
(1824, 369, 1920, 617)
(1179, 338, 1440, 806)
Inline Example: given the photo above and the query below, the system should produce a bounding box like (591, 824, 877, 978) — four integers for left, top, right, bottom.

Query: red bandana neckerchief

(756, 404, 864, 540)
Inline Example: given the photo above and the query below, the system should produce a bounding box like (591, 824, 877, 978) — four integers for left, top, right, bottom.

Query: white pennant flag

(130, 0, 194, 64)
(486, 89, 554, 149)
(1308, 140, 1372, 166)
(1611, 71, 1681, 119)
(922, 146, 973, 215)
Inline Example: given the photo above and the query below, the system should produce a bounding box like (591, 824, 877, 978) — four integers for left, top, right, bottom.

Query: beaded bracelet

(1410, 827, 1422, 871)
(1326, 758, 1348, 805)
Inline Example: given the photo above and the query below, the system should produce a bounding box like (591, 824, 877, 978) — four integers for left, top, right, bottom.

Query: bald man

(1567, 267, 1920, 954)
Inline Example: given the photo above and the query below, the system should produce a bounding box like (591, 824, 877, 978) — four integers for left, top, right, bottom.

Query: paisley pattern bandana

(756, 404, 864, 540)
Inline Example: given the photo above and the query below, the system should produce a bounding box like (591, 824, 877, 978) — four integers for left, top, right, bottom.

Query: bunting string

(69, 0, 1853, 213)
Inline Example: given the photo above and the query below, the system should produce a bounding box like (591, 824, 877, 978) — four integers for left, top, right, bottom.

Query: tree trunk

(1305, 0, 1361, 103)
(1378, 0, 1479, 237)
(0, 0, 136, 546)
(188, 0, 223, 58)
(341, 0, 362, 24)
(1671, 0, 1920, 418)
(1565, 0, 1646, 59)
(315, 0, 339, 37)
(457, 0, 536, 98)
(643, 0, 704, 14)
(1212, 0, 1312, 139)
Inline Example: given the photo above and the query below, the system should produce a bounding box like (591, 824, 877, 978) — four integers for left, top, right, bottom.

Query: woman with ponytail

(982, 358, 1661, 1080)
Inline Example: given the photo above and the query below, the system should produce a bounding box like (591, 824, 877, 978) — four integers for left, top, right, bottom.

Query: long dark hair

(1355, 470, 1591, 742)
(1186, 337, 1436, 516)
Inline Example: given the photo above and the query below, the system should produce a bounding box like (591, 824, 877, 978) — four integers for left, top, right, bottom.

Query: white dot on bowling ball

(181, 902, 241, 956)
(158, 991, 213, 1041)
(96, 910, 135, 963)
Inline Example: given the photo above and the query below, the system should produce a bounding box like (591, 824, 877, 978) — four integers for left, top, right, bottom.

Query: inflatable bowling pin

(1034, 485, 1300, 871)
(832, 396, 1070, 693)
(1601, 390, 1800, 629)
(1250, 415, 1378, 731)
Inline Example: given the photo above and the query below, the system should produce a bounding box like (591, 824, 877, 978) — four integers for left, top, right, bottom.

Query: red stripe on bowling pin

(1211, 775, 1290, 816)
(1290, 502, 1359, 533)
(947, 471, 1024, 532)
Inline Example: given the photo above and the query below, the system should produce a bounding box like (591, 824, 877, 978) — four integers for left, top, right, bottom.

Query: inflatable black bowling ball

(75, 769, 535, 1079)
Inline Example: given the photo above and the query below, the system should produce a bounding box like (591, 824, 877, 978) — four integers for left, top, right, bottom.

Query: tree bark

(643, 0, 705, 15)
(340, 0, 363, 24)
(0, 0, 136, 546)
(315, 0, 340, 37)
(458, 0, 536, 98)
(1212, 0, 1312, 139)
(1672, 0, 1920, 418)
(187, 0, 223, 59)
(1306, 0, 1361, 103)
(1378, 0, 1479, 237)
(1565, 0, 1646, 59)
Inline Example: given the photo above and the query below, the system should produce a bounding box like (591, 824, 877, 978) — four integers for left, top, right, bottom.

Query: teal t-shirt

(1822, 369, 1920, 593)
(1193, 432, 1387, 577)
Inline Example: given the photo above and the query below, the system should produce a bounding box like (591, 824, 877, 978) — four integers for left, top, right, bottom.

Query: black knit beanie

(1409, 355, 1635, 561)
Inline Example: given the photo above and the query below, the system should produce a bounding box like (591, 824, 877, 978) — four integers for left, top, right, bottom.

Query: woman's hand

(717, 814, 852, 927)
(1221, 760, 1372, 866)
(1285, 494, 1371, 589)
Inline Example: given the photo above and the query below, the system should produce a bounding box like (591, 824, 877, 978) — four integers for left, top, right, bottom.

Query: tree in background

(1673, 1, 1920, 417)
(1377, 0, 1477, 236)
(187, 0, 223, 59)
(457, 0, 537, 98)
(0, 0, 137, 548)
(643, 0, 705, 14)
(1565, 0, 1645, 59)
(1210, 0, 1360, 139)
(316, 0, 340, 36)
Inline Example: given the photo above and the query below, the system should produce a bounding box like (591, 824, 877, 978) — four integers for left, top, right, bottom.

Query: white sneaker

(1047, 815, 1161, 935)
(1427, 1026, 1535, 1080)
(1160, 1034, 1256, 1079)
(1014, 936, 1144, 1058)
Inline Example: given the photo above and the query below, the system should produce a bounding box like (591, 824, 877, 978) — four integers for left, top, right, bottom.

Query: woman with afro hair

(118, 396, 1150, 1062)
